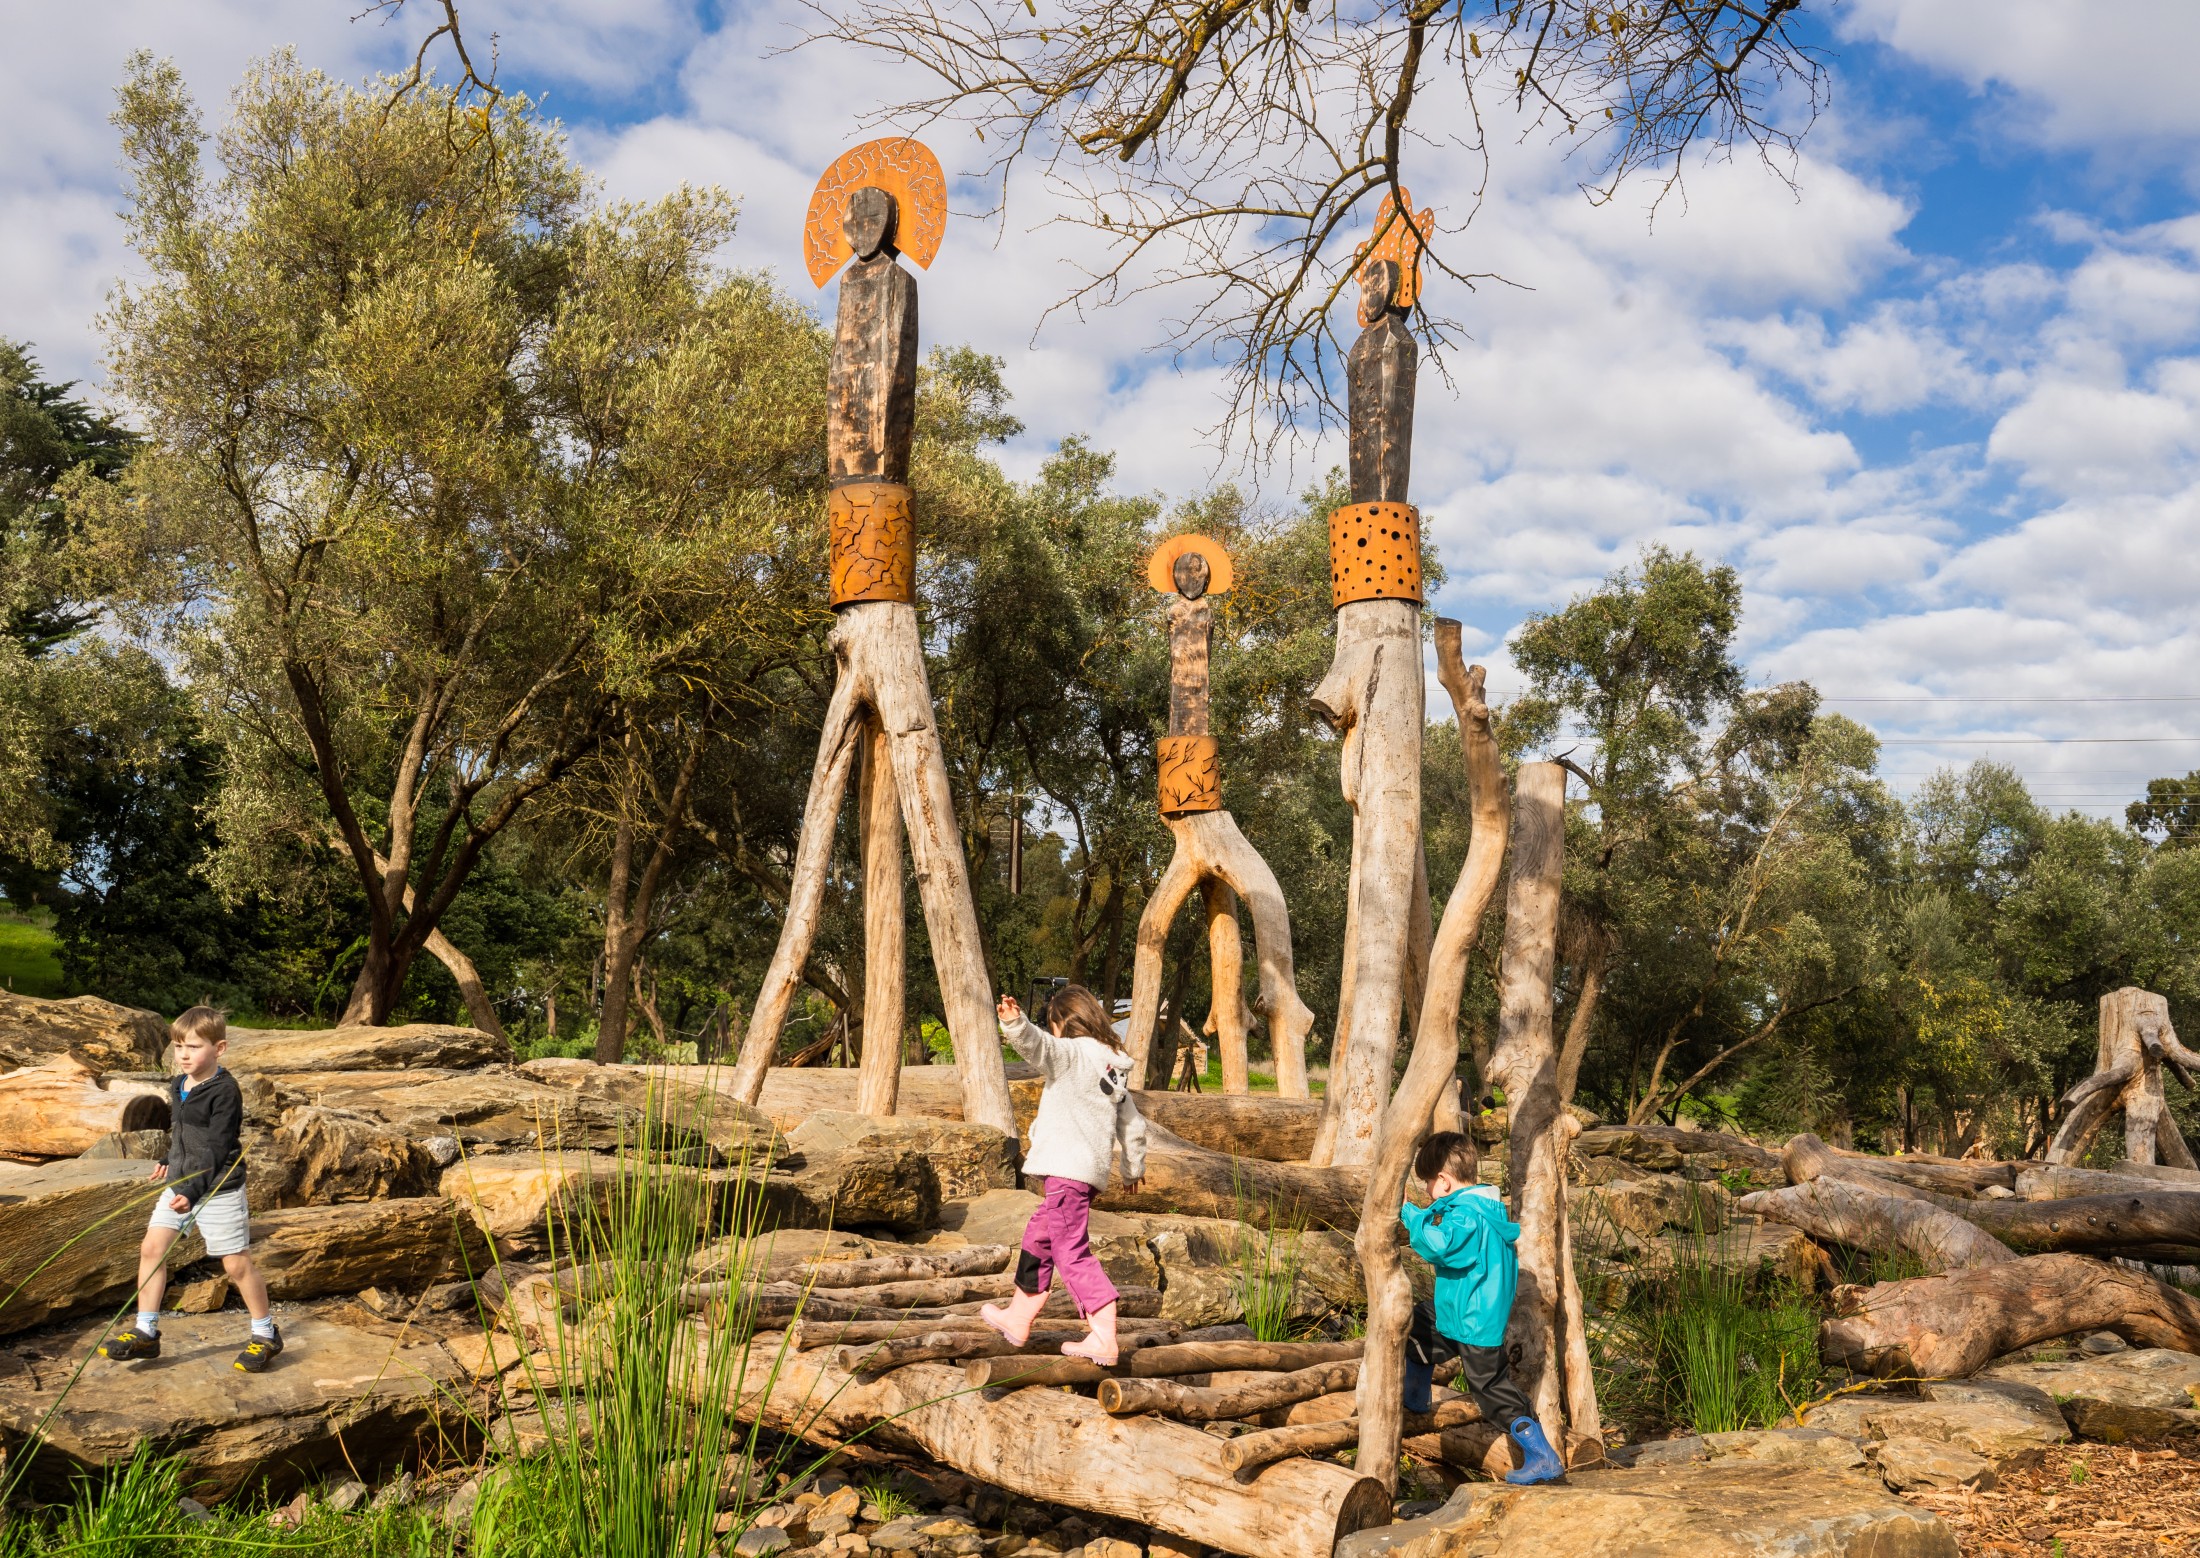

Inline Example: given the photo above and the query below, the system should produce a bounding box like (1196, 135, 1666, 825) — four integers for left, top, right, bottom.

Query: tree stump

(2046, 987, 2200, 1170)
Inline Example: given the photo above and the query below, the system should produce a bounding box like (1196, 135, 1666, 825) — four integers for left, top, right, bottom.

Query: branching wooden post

(2047, 987, 2200, 1170)
(1124, 536, 1316, 1096)
(1309, 212, 1430, 1169)
(1354, 620, 1510, 1493)
(728, 141, 1013, 1134)
(1488, 760, 1600, 1461)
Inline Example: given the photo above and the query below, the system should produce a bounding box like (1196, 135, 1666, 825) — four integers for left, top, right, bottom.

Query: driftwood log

(1097, 1123, 1366, 1230)
(1100, 1359, 1359, 1421)
(738, 1283, 1164, 1327)
(716, 1342, 1389, 1558)
(765, 1246, 1012, 1287)
(728, 169, 1013, 1134)
(1127, 1092, 1324, 1162)
(829, 1328, 1180, 1374)
(786, 1316, 1180, 1351)
(2020, 1163, 2200, 1200)
(1354, 626, 1509, 1491)
(1954, 1190, 2200, 1261)
(0, 1057, 170, 1156)
(1485, 761, 1600, 1458)
(1219, 1398, 1482, 1479)
(1128, 1339, 1361, 1375)
(1738, 1179, 2016, 1272)
(1821, 1253, 2200, 1378)
(2047, 987, 2200, 1170)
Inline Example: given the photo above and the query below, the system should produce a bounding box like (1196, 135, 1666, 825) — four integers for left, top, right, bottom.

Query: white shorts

(149, 1183, 252, 1257)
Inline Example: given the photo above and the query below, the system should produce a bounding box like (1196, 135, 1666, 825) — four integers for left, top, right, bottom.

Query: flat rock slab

(0, 991, 167, 1073)
(0, 1157, 201, 1336)
(0, 1308, 469, 1503)
(789, 1110, 1018, 1201)
(211, 1023, 509, 1074)
(1336, 1462, 1956, 1558)
(275, 1069, 631, 1148)
(1874, 1435, 1996, 1492)
(1981, 1346, 2200, 1410)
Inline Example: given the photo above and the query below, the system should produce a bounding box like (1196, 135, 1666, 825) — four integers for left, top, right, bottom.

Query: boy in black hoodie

(99, 1007, 282, 1371)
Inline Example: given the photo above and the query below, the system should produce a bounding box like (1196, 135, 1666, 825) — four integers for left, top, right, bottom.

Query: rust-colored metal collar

(1328, 500, 1422, 608)
(829, 481, 915, 607)
(1158, 735, 1222, 816)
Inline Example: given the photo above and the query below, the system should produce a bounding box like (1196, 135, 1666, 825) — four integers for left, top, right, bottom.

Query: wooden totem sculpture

(1123, 537, 1315, 1096)
(1309, 192, 1435, 1168)
(727, 140, 1016, 1134)
(2047, 987, 2200, 1169)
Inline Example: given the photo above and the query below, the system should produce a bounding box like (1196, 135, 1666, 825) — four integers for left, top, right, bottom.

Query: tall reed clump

(1591, 1193, 1823, 1435)
(457, 1076, 799, 1558)
(1230, 1177, 1307, 1341)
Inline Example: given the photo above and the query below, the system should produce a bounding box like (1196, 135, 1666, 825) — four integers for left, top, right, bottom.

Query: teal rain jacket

(1399, 1184, 1520, 1348)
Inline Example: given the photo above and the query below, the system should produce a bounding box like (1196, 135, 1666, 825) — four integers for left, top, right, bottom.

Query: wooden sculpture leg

(857, 714, 906, 1117)
(732, 672, 867, 1103)
(1185, 810, 1316, 1100)
(1308, 599, 1425, 1168)
(1125, 841, 1203, 1090)
(858, 602, 1016, 1135)
(1204, 879, 1250, 1095)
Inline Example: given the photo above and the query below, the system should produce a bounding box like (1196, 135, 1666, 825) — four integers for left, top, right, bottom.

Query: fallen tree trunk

(1933, 1189, 2200, 1260)
(831, 1328, 1178, 1374)
(717, 1342, 1389, 1558)
(1100, 1359, 1359, 1421)
(737, 1283, 1163, 1327)
(1828, 1149, 2018, 1197)
(1737, 1180, 2015, 1273)
(786, 1315, 1179, 1351)
(1219, 1398, 1482, 1479)
(0, 1057, 169, 1156)
(1128, 1340, 1362, 1376)
(1127, 1092, 1324, 1162)
(766, 1246, 1012, 1288)
(1821, 1252, 2200, 1378)
(1097, 1124, 1366, 1231)
(1577, 1124, 1781, 1176)
(2018, 1164, 2200, 1200)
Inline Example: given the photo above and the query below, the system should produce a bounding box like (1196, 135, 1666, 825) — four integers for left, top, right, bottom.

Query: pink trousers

(1017, 1175, 1119, 1317)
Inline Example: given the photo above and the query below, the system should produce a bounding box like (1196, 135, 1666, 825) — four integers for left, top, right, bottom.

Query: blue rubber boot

(1402, 1356, 1435, 1415)
(1505, 1416, 1566, 1485)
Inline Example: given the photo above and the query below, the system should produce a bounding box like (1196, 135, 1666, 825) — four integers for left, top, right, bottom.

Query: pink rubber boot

(1060, 1301, 1119, 1367)
(979, 1285, 1049, 1347)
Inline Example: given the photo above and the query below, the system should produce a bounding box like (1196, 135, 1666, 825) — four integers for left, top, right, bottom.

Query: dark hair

(1046, 984, 1124, 1052)
(1414, 1131, 1478, 1185)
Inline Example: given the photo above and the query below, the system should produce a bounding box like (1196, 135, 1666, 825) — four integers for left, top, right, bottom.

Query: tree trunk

(339, 851, 507, 1037)
(597, 725, 709, 1063)
(1204, 880, 1251, 1094)
(1554, 941, 1608, 1106)
(1125, 811, 1314, 1098)
(1737, 1179, 2016, 1273)
(1485, 762, 1594, 1454)
(1820, 1252, 2200, 1379)
(729, 605, 1015, 1134)
(1097, 1123, 1367, 1231)
(1354, 629, 1509, 1492)
(0, 1058, 171, 1156)
(1128, 1092, 1324, 1161)
(1307, 597, 1424, 1167)
(1219, 1399, 1482, 1479)
(857, 715, 906, 1116)
(1100, 1359, 1360, 1422)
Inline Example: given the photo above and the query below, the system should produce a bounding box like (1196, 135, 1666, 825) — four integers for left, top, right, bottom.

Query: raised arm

(996, 999, 1072, 1078)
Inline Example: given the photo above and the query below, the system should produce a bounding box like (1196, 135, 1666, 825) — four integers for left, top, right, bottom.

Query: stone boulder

(0, 990, 167, 1074)
(274, 1069, 633, 1149)
(237, 1197, 495, 1299)
(257, 1105, 437, 1205)
(765, 1138, 942, 1234)
(0, 1157, 202, 1335)
(207, 1023, 511, 1075)
(1801, 1382, 2068, 1469)
(80, 1127, 171, 1160)
(1104, 1211, 1332, 1329)
(734, 1063, 1044, 1134)
(0, 1307, 471, 1502)
(1336, 1462, 1955, 1558)
(443, 1152, 620, 1246)
(1701, 1429, 1869, 1471)
(787, 1110, 1018, 1200)
(1571, 1172, 1731, 1242)
(517, 1058, 786, 1165)
(1982, 1346, 2200, 1443)
(1874, 1436, 1996, 1491)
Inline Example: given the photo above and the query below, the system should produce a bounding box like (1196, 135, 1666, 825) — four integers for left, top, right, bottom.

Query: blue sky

(4, 0, 2196, 816)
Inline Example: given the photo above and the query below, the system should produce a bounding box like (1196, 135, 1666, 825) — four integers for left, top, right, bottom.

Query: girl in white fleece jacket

(981, 984, 1148, 1364)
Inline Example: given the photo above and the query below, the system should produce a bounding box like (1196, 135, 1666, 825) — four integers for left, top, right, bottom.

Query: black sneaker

(234, 1324, 283, 1373)
(100, 1326, 161, 1361)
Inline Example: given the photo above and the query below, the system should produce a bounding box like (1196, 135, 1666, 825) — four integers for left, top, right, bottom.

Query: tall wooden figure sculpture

(1123, 536, 1316, 1097)
(1309, 192, 1434, 1168)
(728, 140, 1016, 1135)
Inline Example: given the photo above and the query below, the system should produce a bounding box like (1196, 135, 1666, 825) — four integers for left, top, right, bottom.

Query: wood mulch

(1898, 1442, 2200, 1555)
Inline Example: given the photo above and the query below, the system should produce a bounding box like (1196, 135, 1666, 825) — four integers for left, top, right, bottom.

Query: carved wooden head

(1358, 259, 1401, 325)
(1353, 188, 1433, 324)
(804, 138, 947, 286)
(1171, 550, 1212, 600)
(1147, 533, 1234, 597)
(844, 187, 899, 261)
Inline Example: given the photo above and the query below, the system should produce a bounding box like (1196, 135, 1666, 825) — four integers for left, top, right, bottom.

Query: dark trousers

(1408, 1301, 1534, 1427)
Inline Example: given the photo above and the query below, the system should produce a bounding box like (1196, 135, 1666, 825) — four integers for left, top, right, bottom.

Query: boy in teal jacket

(1399, 1131, 1564, 1484)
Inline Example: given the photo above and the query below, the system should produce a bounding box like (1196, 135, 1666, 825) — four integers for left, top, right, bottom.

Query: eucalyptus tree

(86, 53, 822, 1026)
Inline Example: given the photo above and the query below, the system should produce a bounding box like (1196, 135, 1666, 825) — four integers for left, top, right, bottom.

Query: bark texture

(1737, 1179, 2015, 1273)
(2048, 987, 2200, 1170)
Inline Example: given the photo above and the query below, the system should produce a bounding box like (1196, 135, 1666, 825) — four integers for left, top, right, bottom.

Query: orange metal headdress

(804, 138, 948, 287)
(1147, 534, 1235, 596)
(1354, 188, 1434, 324)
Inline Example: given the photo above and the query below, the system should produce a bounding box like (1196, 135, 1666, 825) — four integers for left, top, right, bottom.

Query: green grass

(0, 908, 64, 999)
